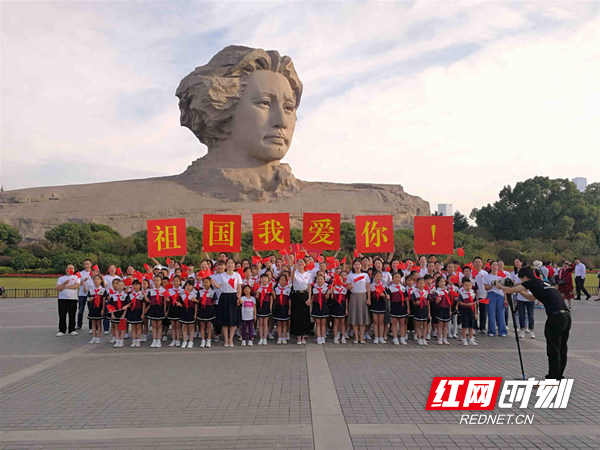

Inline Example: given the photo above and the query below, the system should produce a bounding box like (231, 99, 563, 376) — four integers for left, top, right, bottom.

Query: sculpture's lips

(264, 134, 287, 144)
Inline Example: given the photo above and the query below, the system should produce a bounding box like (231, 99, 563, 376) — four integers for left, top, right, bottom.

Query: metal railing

(0, 288, 58, 298)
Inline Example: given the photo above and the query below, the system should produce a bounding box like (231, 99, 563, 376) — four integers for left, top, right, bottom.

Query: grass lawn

(0, 278, 58, 290)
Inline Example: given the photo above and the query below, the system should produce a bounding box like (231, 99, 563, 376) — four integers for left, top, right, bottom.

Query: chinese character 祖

(154, 225, 182, 252)
(258, 220, 285, 245)
(361, 220, 388, 248)
(209, 221, 235, 247)
(308, 219, 335, 246)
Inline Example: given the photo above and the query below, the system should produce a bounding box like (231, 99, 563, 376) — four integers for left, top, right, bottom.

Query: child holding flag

(255, 274, 274, 345)
(310, 274, 329, 344)
(330, 271, 348, 344)
(273, 274, 291, 345)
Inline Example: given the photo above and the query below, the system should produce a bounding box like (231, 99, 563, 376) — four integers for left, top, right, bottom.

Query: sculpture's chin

(249, 146, 289, 163)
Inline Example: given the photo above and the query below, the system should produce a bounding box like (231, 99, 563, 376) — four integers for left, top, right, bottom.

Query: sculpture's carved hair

(176, 45, 303, 146)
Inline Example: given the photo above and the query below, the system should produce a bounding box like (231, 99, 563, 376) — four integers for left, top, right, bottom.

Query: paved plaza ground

(0, 297, 599, 449)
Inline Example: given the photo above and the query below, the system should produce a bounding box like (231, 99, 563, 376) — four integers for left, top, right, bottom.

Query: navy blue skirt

(390, 301, 408, 318)
(146, 304, 165, 320)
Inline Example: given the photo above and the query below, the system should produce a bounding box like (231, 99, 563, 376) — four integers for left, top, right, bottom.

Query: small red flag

(292, 244, 300, 253)
(296, 251, 306, 259)
(457, 248, 465, 257)
(68, 268, 74, 275)
(165, 283, 173, 290)
(181, 264, 188, 271)
(181, 270, 188, 279)
(123, 278, 133, 287)
(333, 274, 344, 286)
(252, 256, 261, 265)
(144, 273, 153, 280)
(326, 256, 335, 264)
(116, 267, 123, 276)
(279, 248, 288, 256)
(133, 271, 143, 281)
(166, 258, 171, 266)
(118, 318, 127, 331)
(92, 264, 100, 272)
(105, 304, 116, 313)
(237, 268, 245, 278)
(144, 263, 151, 272)
(327, 262, 336, 270)
(340, 256, 347, 264)
(317, 255, 324, 263)
(306, 262, 315, 271)
(75, 272, 82, 279)
(353, 249, 360, 258)
(262, 257, 270, 264)
(199, 269, 211, 279)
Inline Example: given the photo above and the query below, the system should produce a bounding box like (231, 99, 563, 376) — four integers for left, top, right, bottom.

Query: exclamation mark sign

(431, 225, 436, 246)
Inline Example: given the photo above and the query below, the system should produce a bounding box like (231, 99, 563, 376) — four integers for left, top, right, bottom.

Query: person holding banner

(347, 260, 371, 344)
(290, 258, 312, 344)
(214, 258, 242, 348)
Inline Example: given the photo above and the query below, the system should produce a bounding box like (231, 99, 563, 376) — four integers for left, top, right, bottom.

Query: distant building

(572, 177, 587, 193)
(437, 203, 453, 216)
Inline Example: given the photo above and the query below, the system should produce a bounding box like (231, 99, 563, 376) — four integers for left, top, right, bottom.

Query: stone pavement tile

(327, 345, 598, 425)
(0, 357, 51, 378)
(0, 351, 310, 431)
(0, 435, 314, 449)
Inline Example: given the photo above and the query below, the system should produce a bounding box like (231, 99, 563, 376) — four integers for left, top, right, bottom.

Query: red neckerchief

(277, 286, 285, 305)
(183, 290, 191, 309)
(157, 289, 164, 306)
(116, 292, 123, 310)
(442, 290, 451, 307)
(314, 285, 325, 309)
(467, 292, 475, 311)
(394, 284, 405, 305)
(418, 290, 427, 308)
(130, 291, 138, 309)
(93, 289, 101, 308)
(259, 285, 269, 309)
(201, 290, 208, 308)
(334, 286, 345, 305)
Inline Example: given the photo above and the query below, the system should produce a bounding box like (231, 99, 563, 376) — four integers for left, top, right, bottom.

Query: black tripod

(507, 294, 526, 380)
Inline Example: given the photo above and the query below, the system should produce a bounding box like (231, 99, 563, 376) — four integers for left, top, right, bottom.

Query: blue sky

(1, 1, 599, 217)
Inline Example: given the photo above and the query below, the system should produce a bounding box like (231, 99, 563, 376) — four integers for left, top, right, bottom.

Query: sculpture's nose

(269, 100, 287, 130)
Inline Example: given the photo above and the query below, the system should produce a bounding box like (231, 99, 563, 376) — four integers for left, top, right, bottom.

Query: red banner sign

(252, 213, 290, 251)
(147, 218, 187, 257)
(203, 214, 242, 252)
(303, 213, 340, 251)
(355, 215, 394, 253)
(414, 216, 454, 255)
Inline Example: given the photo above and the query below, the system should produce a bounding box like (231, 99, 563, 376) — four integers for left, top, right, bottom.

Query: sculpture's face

(228, 70, 297, 163)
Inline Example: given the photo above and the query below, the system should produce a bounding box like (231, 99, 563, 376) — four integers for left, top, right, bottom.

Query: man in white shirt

(76, 259, 92, 331)
(473, 257, 488, 334)
(574, 258, 591, 300)
(56, 265, 80, 336)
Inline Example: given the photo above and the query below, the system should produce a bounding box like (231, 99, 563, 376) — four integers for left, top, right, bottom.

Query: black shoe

(75, 326, 82, 330)
(575, 297, 581, 300)
(586, 296, 592, 300)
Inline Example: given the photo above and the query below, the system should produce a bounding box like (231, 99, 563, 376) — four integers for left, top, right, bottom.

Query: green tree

(584, 182, 600, 207)
(453, 211, 469, 232)
(0, 223, 22, 247)
(9, 249, 39, 270)
(45, 223, 91, 251)
(471, 176, 600, 240)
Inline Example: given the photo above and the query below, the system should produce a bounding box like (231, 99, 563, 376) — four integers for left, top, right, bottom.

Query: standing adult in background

(483, 261, 508, 337)
(574, 258, 591, 300)
(76, 259, 92, 332)
(290, 258, 312, 344)
(557, 261, 575, 309)
(511, 258, 535, 339)
(473, 257, 488, 334)
(497, 267, 571, 380)
(56, 265, 80, 336)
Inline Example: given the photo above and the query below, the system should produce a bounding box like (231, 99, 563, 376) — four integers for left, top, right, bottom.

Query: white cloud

(1, 1, 598, 218)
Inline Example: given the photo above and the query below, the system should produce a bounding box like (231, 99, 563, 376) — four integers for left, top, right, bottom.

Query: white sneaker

(443, 338, 450, 345)
(282, 338, 288, 345)
(437, 339, 444, 345)
(187, 340, 193, 348)
(426, 333, 431, 340)
(423, 339, 428, 346)
(69, 331, 78, 336)
(373, 337, 379, 344)
(206, 339, 211, 348)
(334, 337, 340, 344)
(109, 337, 116, 343)
(530, 332, 536, 339)
(104, 330, 109, 335)
(364, 332, 372, 340)
(432, 331, 437, 338)
(518, 330, 525, 338)
(88, 329, 93, 334)
(135, 340, 140, 347)
(413, 334, 419, 341)
(162, 336, 167, 342)
(524, 328, 530, 333)
(418, 339, 424, 346)
(89, 338, 95, 344)
(181, 341, 188, 348)
(393, 338, 399, 345)
(156, 340, 162, 347)
(242, 340, 247, 346)
(276, 338, 282, 345)
(380, 339, 386, 344)
(114, 340, 120, 348)
(141, 334, 147, 342)
(130, 341, 136, 348)
(468, 338, 478, 346)
(124, 333, 130, 339)
(268, 332, 274, 340)
(150, 339, 156, 348)
(200, 339, 206, 348)
(169, 340, 176, 347)
(462, 339, 468, 346)
(95, 337, 101, 344)
(400, 337, 407, 345)
(341, 336, 347, 344)
(247, 340, 253, 346)
(175, 340, 181, 347)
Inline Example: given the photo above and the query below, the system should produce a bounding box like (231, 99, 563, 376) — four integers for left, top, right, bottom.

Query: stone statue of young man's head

(176, 45, 303, 166)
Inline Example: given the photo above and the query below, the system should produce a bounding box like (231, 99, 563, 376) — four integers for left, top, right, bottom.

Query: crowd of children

(60, 252, 530, 348)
